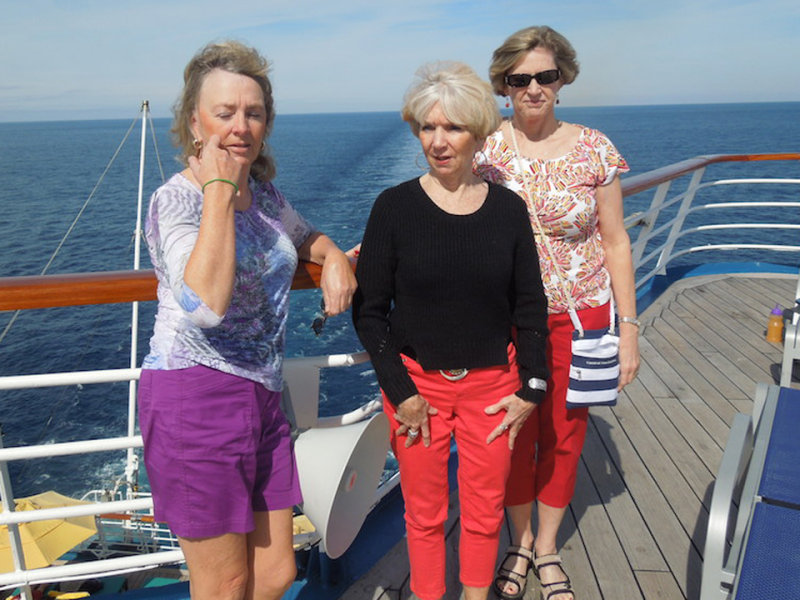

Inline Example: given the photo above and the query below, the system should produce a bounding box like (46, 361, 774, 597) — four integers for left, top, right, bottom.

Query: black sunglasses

(505, 69, 560, 88)
(311, 297, 327, 336)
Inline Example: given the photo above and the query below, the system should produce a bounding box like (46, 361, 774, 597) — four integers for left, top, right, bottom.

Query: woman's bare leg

(534, 501, 573, 600)
(496, 501, 535, 595)
(179, 533, 248, 600)
(246, 509, 296, 600)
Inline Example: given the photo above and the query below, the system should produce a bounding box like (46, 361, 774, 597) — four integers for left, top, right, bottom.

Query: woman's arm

(182, 135, 243, 317)
(485, 199, 549, 448)
(297, 232, 357, 316)
(596, 176, 640, 389)
(352, 192, 419, 406)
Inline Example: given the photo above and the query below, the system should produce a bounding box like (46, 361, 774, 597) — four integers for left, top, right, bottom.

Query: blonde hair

(489, 26, 579, 96)
(171, 40, 277, 182)
(401, 61, 500, 140)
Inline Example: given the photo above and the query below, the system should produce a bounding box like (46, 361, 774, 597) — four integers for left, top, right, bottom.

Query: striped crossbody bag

(504, 122, 619, 408)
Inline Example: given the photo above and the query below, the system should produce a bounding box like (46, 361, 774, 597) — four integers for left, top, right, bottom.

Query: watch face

(528, 378, 546, 391)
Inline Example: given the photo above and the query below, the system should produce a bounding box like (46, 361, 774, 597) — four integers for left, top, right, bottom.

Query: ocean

(1, 102, 798, 497)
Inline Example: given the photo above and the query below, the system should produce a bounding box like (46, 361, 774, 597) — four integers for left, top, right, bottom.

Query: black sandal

(533, 553, 574, 600)
(492, 545, 533, 600)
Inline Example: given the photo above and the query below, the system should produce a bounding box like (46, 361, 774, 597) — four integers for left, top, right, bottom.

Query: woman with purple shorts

(137, 40, 356, 600)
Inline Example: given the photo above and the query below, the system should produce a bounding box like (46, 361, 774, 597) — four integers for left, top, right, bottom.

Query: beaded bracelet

(202, 178, 239, 194)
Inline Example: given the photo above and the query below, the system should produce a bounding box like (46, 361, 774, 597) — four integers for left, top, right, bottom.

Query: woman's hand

(484, 394, 536, 449)
(319, 247, 357, 316)
(394, 394, 439, 448)
(618, 323, 640, 390)
(298, 234, 358, 316)
(182, 134, 245, 317)
(187, 134, 244, 191)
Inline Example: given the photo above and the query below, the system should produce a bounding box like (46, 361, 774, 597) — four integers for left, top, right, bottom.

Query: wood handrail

(0, 261, 325, 312)
(1, 153, 798, 313)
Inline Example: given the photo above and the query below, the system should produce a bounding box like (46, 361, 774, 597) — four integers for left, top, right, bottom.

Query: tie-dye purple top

(142, 173, 314, 391)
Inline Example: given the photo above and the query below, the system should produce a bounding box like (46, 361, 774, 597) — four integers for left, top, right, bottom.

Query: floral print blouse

(474, 124, 629, 314)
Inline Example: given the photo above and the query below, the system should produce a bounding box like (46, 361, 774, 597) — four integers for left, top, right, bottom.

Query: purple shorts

(138, 365, 302, 539)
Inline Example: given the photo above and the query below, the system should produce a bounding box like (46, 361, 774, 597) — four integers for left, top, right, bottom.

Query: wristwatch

(619, 316, 641, 327)
(528, 377, 547, 392)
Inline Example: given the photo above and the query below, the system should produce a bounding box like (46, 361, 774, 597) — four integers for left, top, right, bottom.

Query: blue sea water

(0, 102, 798, 496)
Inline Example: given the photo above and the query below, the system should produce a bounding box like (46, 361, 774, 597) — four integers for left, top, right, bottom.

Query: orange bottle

(766, 304, 784, 343)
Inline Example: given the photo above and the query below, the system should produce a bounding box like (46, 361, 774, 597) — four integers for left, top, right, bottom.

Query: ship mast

(124, 101, 150, 497)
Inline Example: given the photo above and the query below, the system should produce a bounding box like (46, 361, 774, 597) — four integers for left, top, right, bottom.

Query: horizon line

(1, 99, 798, 125)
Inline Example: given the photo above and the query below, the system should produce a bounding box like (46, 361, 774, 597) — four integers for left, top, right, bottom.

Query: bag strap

(503, 121, 615, 337)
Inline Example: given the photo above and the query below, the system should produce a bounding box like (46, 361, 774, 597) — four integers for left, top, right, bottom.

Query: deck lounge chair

(701, 384, 800, 599)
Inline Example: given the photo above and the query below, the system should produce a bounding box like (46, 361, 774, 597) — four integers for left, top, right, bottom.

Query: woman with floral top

(138, 40, 356, 600)
(474, 26, 640, 600)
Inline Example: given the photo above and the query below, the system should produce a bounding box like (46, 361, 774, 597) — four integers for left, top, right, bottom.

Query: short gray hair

(401, 62, 500, 140)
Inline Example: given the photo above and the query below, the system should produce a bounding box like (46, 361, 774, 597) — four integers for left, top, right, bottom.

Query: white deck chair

(779, 271, 800, 387)
(700, 412, 754, 599)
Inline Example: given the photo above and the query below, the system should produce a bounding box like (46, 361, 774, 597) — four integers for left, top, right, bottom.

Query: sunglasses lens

(506, 70, 560, 87)
(311, 296, 327, 336)
(536, 69, 560, 84)
(311, 316, 326, 336)
(506, 74, 532, 87)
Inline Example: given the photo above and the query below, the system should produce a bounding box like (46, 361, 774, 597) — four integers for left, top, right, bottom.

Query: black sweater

(352, 178, 549, 406)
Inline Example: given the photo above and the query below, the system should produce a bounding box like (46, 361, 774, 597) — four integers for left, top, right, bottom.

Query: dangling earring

(505, 96, 510, 109)
(415, 152, 428, 171)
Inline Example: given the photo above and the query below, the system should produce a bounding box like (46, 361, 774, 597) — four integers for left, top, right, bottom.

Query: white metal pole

(125, 101, 149, 495)
(0, 428, 32, 600)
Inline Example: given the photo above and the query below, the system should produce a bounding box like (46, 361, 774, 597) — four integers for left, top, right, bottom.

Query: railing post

(655, 167, 706, 275)
(0, 427, 32, 600)
(631, 181, 672, 270)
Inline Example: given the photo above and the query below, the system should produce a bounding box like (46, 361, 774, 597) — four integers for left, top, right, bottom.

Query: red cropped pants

(382, 345, 520, 600)
(505, 303, 611, 508)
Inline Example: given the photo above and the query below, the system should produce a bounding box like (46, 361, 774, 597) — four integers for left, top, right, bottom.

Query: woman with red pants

(474, 26, 641, 600)
(352, 62, 549, 600)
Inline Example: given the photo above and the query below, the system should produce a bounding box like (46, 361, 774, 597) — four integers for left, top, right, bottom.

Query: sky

(1, 0, 798, 122)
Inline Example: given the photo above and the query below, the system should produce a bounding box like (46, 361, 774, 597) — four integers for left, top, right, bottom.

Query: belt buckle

(439, 368, 468, 381)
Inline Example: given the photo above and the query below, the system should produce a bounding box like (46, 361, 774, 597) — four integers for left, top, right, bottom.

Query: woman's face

(190, 68, 267, 169)
(418, 102, 481, 181)
(505, 46, 563, 122)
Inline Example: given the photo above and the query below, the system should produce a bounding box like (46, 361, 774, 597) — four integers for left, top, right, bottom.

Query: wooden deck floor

(342, 272, 798, 600)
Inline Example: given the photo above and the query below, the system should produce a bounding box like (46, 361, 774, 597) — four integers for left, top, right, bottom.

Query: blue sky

(1, 0, 797, 122)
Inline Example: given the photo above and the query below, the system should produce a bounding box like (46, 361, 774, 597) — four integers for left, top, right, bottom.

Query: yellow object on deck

(0, 491, 97, 573)
(292, 515, 316, 550)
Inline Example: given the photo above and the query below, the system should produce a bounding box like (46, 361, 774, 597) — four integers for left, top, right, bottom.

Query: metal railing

(620, 153, 800, 291)
(0, 260, 381, 595)
(1, 152, 799, 595)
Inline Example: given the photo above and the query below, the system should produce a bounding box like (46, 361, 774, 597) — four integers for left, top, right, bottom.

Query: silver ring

(407, 429, 420, 438)
(501, 424, 509, 431)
